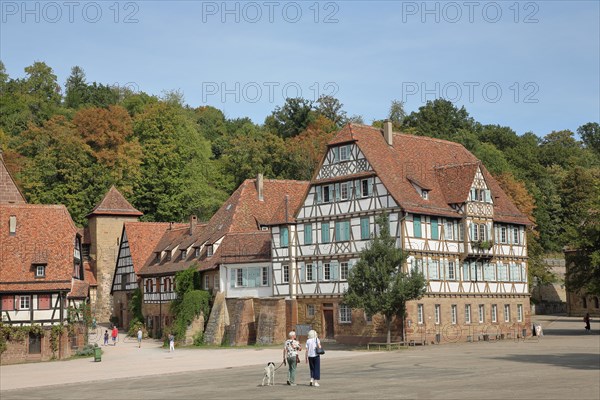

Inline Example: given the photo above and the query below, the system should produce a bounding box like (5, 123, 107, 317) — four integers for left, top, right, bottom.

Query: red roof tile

(123, 222, 184, 274)
(84, 260, 97, 287)
(321, 124, 530, 224)
(86, 186, 143, 217)
(0, 152, 26, 204)
(68, 278, 89, 299)
(0, 204, 83, 293)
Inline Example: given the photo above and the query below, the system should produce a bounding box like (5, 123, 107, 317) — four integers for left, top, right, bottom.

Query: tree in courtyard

(344, 214, 426, 346)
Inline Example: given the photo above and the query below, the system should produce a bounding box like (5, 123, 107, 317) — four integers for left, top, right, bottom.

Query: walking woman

(305, 329, 322, 387)
(283, 331, 301, 386)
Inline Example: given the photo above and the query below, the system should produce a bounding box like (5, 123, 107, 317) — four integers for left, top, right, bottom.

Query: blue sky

(1, 0, 599, 136)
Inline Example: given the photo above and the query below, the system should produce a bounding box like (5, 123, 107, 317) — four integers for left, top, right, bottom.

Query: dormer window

(207, 245, 213, 257)
(181, 250, 187, 260)
(421, 190, 429, 200)
(155, 253, 161, 262)
(35, 264, 46, 278)
(9, 215, 16, 235)
(195, 247, 200, 257)
(166, 252, 171, 261)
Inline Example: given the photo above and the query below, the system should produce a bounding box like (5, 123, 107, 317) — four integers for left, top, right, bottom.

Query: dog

(261, 362, 276, 386)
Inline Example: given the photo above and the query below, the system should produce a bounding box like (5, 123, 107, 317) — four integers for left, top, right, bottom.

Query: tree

(388, 100, 406, 129)
(578, 122, 600, 156)
(402, 99, 475, 139)
(314, 95, 347, 127)
(64, 66, 87, 109)
(264, 98, 314, 138)
(287, 115, 337, 180)
(344, 214, 426, 346)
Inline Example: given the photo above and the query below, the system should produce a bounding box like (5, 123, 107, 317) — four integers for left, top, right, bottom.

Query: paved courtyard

(1, 316, 599, 399)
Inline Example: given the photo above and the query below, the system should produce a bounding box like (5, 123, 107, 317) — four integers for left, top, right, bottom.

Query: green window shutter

(317, 262, 323, 281)
(331, 261, 339, 281)
(312, 264, 317, 280)
(299, 262, 305, 283)
(230, 269, 236, 288)
(280, 227, 289, 247)
(360, 217, 369, 239)
(333, 147, 339, 163)
(322, 222, 330, 243)
(367, 178, 374, 196)
(413, 215, 422, 238)
(354, 180, 361, 198)
(316, 186, 322, 204)
(431, 218, 439, 240)
(335, 221, 341, 242)
(304, 224, 312, 245)
(335, 183, 340, 202)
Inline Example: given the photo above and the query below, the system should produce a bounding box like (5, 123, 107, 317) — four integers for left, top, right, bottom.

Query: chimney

(383, 120, 393, 146)
(189, 215, 197, 235)
(256, 173, 264, 201)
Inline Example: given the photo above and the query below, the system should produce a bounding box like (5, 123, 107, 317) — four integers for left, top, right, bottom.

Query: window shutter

(335, 222, 341, 242)
(431, 218, 439, 240)
(299, 262, 305, 283)
(469, 223, 474, 241)
(354, 180, 361, 198)
(367, 178, 374, 196)
(413, 215, 422, 238)
(331, 261, 339, 281)
(317, 262, 323, 281)
(316, 186, 322, 204)
(333, 147, 339, 163)
(470, 188, 476, 201)
(230, 269, 236, 288)
(335, 183, 340, 201)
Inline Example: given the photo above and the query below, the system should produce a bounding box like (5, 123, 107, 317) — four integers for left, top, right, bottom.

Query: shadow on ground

(489, 353, 600, 370)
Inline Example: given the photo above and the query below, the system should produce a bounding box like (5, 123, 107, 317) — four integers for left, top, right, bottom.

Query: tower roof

(86, 186, 143, 218)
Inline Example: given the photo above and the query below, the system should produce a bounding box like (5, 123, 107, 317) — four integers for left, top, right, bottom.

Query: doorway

(323, 303, 335, 339)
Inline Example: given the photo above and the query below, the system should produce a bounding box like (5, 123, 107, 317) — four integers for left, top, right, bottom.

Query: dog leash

(274, 361, 286, 371)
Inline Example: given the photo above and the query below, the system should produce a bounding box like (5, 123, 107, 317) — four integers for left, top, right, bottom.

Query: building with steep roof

(86, 186, 142, 322)
(270, 123, 532, 344)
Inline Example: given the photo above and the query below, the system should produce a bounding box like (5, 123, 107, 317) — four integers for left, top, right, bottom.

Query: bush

(127, 319, 147, 338)
(75, 343, 99, 357)
(171, 290, 210, 341)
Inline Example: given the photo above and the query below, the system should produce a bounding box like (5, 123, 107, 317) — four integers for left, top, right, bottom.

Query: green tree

(314, 95, 347, 127)
(264, 97, 314, 138)
(64, 66, 88, 109)
(344, 214, 426, 345)
(388, 100, 406, 129)
(578, 122, 600, 156)
(402, 99, 475, 140)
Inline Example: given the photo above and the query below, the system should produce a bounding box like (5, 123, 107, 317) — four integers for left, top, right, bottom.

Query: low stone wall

(1, 326, 85, 365)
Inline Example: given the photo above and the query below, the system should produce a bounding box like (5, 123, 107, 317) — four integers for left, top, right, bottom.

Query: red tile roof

(124, 222, 184, 274)
(84, 260, 97, 287)
(138, 178, 308, 276)
(86, 186, 143, 217)
(0, 152, 26, 204)
(67, 278, 89, 299)
(0, 204, 84, 293)
(319, 124, 530, 225)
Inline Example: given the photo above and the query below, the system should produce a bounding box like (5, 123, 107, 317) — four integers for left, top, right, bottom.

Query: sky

(1, 0, 599, 137)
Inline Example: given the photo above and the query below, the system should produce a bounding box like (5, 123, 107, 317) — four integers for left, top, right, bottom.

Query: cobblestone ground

(1, 316, 599, 400)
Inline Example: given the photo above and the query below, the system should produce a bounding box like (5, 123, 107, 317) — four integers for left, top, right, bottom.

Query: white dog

(261, 362, 276, 386)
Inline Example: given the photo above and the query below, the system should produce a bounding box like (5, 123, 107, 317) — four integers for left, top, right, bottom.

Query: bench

(366, 342, 405, 350)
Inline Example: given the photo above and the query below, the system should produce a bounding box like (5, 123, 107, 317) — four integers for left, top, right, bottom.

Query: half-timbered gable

(287, 123, 532, 343)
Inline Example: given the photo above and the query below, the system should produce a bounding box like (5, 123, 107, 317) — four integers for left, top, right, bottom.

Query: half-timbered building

(272, 123, 532, 344)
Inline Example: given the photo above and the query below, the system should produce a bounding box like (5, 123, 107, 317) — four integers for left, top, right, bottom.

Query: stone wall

(256, 298, 287, 345)
(203, 292, 229, 345)
(184, 314, 205, 345)
(224, 298, 256, 346)
(0, 326, 85, 365)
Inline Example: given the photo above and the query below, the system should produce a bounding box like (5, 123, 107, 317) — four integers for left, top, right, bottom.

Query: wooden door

(323, 310, 335, 339)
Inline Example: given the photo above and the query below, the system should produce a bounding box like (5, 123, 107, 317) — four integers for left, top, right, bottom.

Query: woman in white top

(305, 329, 322, 386)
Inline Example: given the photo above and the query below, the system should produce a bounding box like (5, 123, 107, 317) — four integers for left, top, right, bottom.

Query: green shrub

(127, 319, 147, 338)
(171, 290, 210, 341)
(75, 343, 98, 357)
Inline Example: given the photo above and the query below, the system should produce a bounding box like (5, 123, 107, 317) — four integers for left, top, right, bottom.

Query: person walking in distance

(305, 329, 322, 387)
(111, 326, 118, 346)
(137, 328, 143, 348)
(283, 331, 301, 386)
(584, 313, 591, 333)
(169, 333, 175, 352)
(103, 329, 109, 346)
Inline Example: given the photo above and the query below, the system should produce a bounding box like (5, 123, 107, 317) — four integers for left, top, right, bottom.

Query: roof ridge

(434, 161, 481, 170)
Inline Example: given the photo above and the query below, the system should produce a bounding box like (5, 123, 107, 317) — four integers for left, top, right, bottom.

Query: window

(360, 217, 370, 240)
(19, 295, 31, 310)
(498, 263, 508, 281)
(323, 185, 331, 203)
(517, 304, 523, 322)
(324, 263, 331, 281)
(166, 252, 171, 261)
(594, 297, 599, 309)
(462, 262, 470, 281)
(261, 266, 269, 286)
(413, 215, 422, 238)
(35, 265, 46, 278)
(417, 304, 424, 324)
(1, 296, 15, 311)
(364, 312, 373, 324)
(207, 245, 214, 257)
(340, 262, 349, 280)
(28, 332, 41, 354)
(451, 305, 457, 324)
(195, 247, 200, 258)
(361, 179, 369, 197)
(340, 182, 350, 200)
(304, 224, 312, 245)
(431, 218, 439, 240)
(204, 275, 210, 290)
(339, 304, 352, 323)
(504, 304, 510, 322)
(582, 297, 587, 308)
(335, 220, 350, 242)
(321, 222, 330, 244)
(9, 215, 16, 235)
(214, 275, 220, 290)
(428, 260, 439, 280)
(465, 304, 471, 324)
(339, 144, 350, 161)
(181, 250, 187, 260)
(236, 269, 244, 287)
(283, 265, 289, 283)
(500, 227, 507, 243)
(145, 279, 154, 293)
(434, 304, 441, 324)
(491, 304, 498, 322)
(478, 304, 485, 323)
(164, 277, 172, 292)
(479, 224, 487, 241)
(280, 227, 289, 247)
(306, 263, 313, 281)
(307, 304, 316, 317)
(484, 263, 496, 281)
(471, 223, 478, 241)
(421, 190, 429, 200)
(155, 252, 161, 262)
(444, 221, 454, 240)
(513, 227, 520, 244)
(458, 223, 464, 241)
(447, 261, 455, 280)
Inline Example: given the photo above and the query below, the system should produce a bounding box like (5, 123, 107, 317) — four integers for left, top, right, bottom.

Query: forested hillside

(1, 61, 598, 294)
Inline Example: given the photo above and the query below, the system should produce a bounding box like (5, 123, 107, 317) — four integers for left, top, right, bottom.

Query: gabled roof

(0, 204, 82, 292)
(86, 186, 143, 218)
(123, 222, 184, 274)
(138, 178, 308, 277)
(0, 152, 26, 204)
(319, 124, 530, 225)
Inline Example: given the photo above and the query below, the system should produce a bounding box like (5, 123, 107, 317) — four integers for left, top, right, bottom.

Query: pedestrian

(169, 333, 175, 352)
(111, 325, 118, 346)
(92, 317, 97, 330)
(305, 329, 322, 387)
(137, 328, 143, 348)
(103, 329, 109, 346)
(283, 331, 301, 386)
(584, 313, 591, 332)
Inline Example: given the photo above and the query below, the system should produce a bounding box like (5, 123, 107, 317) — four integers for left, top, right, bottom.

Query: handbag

(296, 354, 301, 363)
(316, 339, 325, 355)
